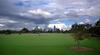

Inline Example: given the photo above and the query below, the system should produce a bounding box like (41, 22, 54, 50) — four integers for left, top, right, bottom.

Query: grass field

(0, 33, 100, 55)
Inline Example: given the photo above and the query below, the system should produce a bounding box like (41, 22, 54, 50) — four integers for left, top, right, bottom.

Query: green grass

(0, 33, 100, 55)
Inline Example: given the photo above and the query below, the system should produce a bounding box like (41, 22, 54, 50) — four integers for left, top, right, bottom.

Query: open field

(0, 33, 100, 55)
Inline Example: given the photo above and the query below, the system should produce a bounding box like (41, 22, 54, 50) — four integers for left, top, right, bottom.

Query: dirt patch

(70, 47, 94, 52)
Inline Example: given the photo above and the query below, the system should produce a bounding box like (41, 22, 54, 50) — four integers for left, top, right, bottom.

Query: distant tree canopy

(20, 28, 29, 33)
(0, 19, 100, 35)
(32, 26, 41, 33)
(71, 23, 91, 33)
(71, 23, 92, 48)
(0, 30, 12, 34)
(95, 19, 100, 26)
(71, 23, 91, 40)
(89, 19, 100, 37)
(71, 19, 100, 38)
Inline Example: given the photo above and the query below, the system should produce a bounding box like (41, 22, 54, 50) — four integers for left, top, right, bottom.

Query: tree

(5, 30, 12, 34)
(71, 23, 78, 33)
(20, 28, 29, 33)
(34, 26, 40, 33)
(95, 19, 100, 26)
(71, 23, 91, 48)
(89, 19, 100, 37)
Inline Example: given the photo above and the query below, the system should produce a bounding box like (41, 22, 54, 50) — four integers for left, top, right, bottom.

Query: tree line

(70, 19, 100, 48)
(0, 26, 65, 34)
(70, 19, 100, 37)
(0, 19, 100, 37)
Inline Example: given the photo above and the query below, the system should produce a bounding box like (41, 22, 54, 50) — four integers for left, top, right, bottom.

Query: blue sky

(0, 0, 100, 30)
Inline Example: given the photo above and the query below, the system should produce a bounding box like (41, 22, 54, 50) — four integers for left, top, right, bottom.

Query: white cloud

(51, 0, 100, 16)
(79, 22, 85, 24)
(0, 18, 17, 23)
(78, 19, 91, 24)
(0, 24, 5, 27)
(0, 0, 100, 30)
(84, 19, 91, 23)
(48, 23, 71, 30)
(28, 9, 52, 17)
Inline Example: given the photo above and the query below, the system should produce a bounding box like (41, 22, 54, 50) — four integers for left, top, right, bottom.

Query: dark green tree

(71, 23, 91, 48)
(20, 28, 29, 33)
(89, 19, 100, 37)
(34, 26, 40, 33)
(5, 30, 12, 34)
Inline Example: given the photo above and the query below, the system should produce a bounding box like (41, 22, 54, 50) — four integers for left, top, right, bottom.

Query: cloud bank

(0, 0, 100, 30)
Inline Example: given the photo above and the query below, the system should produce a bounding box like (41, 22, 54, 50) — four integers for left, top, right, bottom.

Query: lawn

(0, 33, 100, 55)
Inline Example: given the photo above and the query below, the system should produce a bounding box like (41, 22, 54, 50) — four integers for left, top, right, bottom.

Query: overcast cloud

(0, 0, 100, 30)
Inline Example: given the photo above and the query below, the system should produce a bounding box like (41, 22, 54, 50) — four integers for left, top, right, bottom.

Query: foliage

(89, 19, 100, 37)
(20, 28, 29, 33)
(71, 23, 91, 48)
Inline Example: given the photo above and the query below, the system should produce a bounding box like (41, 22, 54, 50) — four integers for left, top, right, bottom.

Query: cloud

(0, 18, 18, 23)
(79, 22, 85, 24)
(28, 9, 52, 17)
(53, 0, 100, 16)
(48, 22, 71, 30)
(0, 24, 5, 27)
(84, 19, 91, 23)
(0, 0, 100, 29)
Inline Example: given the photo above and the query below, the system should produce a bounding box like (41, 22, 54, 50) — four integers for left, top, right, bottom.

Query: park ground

(0, 33, 100, 55)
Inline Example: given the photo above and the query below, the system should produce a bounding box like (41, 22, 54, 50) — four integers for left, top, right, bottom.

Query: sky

(0, 0, 100, 30)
